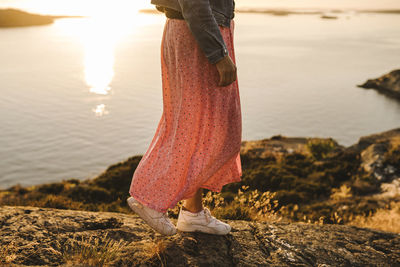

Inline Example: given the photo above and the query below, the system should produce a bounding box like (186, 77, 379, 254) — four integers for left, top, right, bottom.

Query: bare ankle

(182, 205, 203, 213)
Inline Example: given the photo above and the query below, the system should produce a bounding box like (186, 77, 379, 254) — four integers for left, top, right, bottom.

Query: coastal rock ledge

(358, 69, 400, 100)
(1, 206, 399, 266)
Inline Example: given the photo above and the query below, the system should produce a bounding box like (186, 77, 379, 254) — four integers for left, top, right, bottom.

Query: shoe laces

(160, 211, 172, 224)
(157, 211, 167, 219)
(203, 208, 213, 224)
(149, 208, 169, 220)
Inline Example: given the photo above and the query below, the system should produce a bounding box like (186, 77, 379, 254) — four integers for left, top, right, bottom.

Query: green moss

(306, 138, 337, 160)
(7, 184, 29, 195)
(65, 178, 80, 185)
(383, 143, 400, 167)
(212, 203, 252, 220)
(33, 194, 83, 210)
(351, 176, 380, 195)
(90, 156, 142, 202)
(66, 185, 112, 203)
(37, 182, 65, 194)
(274, 190, 304, 205)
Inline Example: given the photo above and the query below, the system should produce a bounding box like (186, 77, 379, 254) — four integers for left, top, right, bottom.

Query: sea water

(1, 11, 400, 188)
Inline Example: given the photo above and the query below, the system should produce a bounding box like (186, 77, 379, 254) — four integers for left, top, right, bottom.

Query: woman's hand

(215, 55, 237, 87)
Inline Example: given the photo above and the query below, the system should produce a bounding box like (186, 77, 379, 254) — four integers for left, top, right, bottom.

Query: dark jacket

(150, 0, 235, 64)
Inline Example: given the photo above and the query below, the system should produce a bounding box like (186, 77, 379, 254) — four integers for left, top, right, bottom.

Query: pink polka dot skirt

(129, 18, 242, 213)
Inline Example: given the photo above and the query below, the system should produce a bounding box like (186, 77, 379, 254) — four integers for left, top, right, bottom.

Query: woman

(127, 0, 242, 236)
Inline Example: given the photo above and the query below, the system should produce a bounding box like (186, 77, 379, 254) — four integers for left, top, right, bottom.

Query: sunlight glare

(52, 0, 160, 115)
(78, 1, 156, 96)
(92, 104, 109, 116)
(84, 38, 114, 95)
(88, 0, 143, 20)
(7, 0, 151, 17)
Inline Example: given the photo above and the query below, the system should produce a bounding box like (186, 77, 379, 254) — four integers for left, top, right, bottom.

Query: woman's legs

(182, 188, 204, 213)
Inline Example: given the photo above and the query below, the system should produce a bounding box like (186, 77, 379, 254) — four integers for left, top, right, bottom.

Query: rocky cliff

(1, 205, 399, 266)
(359, 69, 400, 100)
(1, 128, 399, 229)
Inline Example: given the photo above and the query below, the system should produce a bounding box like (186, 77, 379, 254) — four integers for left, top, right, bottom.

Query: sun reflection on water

(54, 1, 157, 116)
(81, 18, 125, 116)
(92, 103, 109, 116)
(83, 19, 116, 96)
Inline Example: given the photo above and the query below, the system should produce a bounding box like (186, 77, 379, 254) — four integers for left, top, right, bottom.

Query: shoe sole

(127, 197, 177, 236)
(176, 221, 231, 235)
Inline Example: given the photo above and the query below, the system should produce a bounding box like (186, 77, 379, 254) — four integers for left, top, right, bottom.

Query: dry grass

(136, 239, 168, 266)
(0, 241, 17, 265)
(347, 201, 400, 234)
(330, 184, 352, 201)
(62, 232, 127, 266)
(201, 185, 400, 233)
(201, 185, 283, 222)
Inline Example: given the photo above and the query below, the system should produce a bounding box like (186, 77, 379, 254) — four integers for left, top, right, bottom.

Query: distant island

(0, 8, 82, 27)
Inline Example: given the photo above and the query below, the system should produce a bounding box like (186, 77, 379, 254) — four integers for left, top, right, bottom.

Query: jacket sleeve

(177, 0, 229, 64)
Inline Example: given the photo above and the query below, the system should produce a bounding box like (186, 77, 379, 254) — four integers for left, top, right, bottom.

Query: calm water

(1, 12, 400, 189)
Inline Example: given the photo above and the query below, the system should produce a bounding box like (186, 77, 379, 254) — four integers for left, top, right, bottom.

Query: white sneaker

(127, 196, 177, 236)
(176, 207, 231, 235)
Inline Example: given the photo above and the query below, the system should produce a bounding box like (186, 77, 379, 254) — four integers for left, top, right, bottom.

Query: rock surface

(242, 127, 400, 199)
(347, 128, 400, 198)
(358, 69, 400, 100)
(240, 135, 343, 159)
(1, 205, 400, 266)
